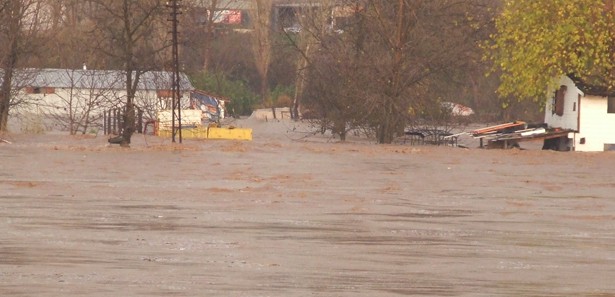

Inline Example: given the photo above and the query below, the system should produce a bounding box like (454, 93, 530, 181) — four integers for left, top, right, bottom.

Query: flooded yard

(1, 121, 614, 296)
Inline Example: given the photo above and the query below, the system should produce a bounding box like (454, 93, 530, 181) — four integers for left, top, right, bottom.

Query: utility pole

(167, 0, 182, 143)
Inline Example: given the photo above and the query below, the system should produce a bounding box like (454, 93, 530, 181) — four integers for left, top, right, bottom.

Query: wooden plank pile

(468, 121, 572, 149)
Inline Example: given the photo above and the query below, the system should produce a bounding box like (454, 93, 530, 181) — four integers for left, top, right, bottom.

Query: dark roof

(2, 68, 194, 91)
(568, 74, 615, 97)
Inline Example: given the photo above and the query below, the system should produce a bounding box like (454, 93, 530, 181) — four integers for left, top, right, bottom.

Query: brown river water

(1, 121, 614, 296)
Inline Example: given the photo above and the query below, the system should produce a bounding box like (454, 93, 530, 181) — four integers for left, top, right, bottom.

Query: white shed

(545, 75, 615, 151)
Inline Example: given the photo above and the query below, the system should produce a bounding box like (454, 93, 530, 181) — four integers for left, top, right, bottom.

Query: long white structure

(6, 68, 193, 133)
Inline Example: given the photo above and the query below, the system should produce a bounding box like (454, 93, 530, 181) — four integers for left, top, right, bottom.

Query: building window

(608, 96, 615, 113)
(553, 85, 566, 116)
(157, 89, 173, 110)
(157, 89, 173, 98)
(25, 86, 55, 94)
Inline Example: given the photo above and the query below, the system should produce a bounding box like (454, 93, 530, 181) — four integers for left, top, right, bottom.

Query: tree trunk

(251, 0, 273, 119)
(376, 0, 407, 144)
(121, 67, 137, 147)
(0, 49, 18, 132)
(333, 117, 346, 141)
(82, 109, 91, 135)
(0, 71, 12, 132)
(121, 101, 135, 147)
(264, 79, 276, 120)
(292, 43, 311, 120)
(0, 2, 21, 132)
(377, 114, 400, 144)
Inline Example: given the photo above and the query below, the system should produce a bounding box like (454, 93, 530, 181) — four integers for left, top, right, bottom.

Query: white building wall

(21, 89, 190, 116)
(12, 88, 122, 132)
(544, 76, 579, 131)
(574, 95, 615, 152)
(11, 88, 191, 133)
(27, 89, 115, 114)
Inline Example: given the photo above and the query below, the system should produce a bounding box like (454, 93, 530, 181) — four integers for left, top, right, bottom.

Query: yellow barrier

(157, 127, 252, 141)
(207, 127, 252, 140)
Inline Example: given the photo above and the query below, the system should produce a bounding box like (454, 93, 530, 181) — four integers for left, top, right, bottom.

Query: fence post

(137, 108, 143, 134)
(114, 108, 120, 134)
(106, 109, 111, 135)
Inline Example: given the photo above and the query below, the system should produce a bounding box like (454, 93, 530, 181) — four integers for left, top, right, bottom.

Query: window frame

(608, 96, 615, 114)
(553, 85, 566, 116)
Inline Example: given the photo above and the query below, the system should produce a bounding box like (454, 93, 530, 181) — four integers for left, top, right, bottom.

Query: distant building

(6, 68, 193, 133)
(187, 0, 349, 31)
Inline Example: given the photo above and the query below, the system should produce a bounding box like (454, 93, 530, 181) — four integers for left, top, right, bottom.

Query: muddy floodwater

(1, 121, 614, 296)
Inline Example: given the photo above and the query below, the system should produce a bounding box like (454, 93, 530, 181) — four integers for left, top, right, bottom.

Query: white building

(544, 75, 615, 152)
(7, 68, 194, 133)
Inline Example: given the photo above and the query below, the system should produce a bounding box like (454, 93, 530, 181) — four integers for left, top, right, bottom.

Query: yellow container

(157, 127, 252, 141)
(207, 127, 253, 141)
(157, 127, 208, 139)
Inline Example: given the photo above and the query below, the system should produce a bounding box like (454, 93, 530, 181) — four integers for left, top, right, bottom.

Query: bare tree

(187, 0, 235, 71)
(299, 1, 377, 140)
(297, 0, 495, 143)
(202, 0, 219, 71)
(250, 0, 274, 118)
(0, 1, 18, 132)
(291, 39, 311, 120)
(40, 0, 104, 69)
(182, 0, 248, 75)
(0, 0, 48, 131)
(88, 0, 167, 146)
(283, 0, 336, 120)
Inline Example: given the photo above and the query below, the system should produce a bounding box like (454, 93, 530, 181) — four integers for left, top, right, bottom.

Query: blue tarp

(191, 91, 219, 107)
(190, 91, 221, 122)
